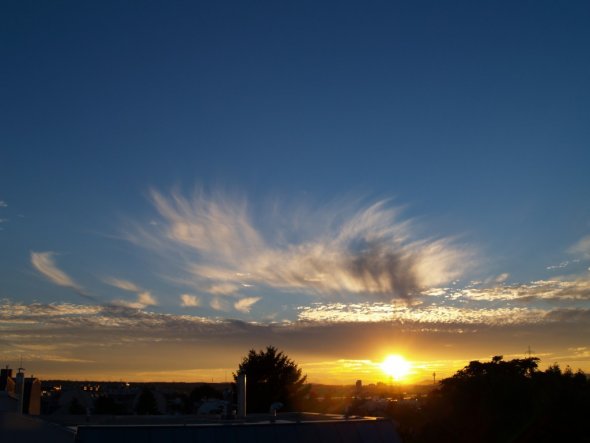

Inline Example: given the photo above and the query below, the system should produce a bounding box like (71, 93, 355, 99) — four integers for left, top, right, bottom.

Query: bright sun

(380, 355, 411, 380)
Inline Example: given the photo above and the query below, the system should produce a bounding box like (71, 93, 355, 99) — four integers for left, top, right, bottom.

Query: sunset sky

(2, 1, 590, 384)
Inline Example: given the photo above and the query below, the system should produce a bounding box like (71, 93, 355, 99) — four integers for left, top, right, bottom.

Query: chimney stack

(15, 367, 25, 414)
(237, 374, 246, 418)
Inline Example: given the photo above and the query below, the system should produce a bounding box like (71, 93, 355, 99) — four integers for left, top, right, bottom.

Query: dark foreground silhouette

(387, 356, 589, 443)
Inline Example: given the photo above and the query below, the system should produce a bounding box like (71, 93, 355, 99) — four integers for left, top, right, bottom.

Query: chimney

(15, 367, 25, 414)
(237, 374, 246, 418)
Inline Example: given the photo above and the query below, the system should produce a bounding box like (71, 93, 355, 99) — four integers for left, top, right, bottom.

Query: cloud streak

(112, 291, 158, 309)
(104, 277, 158, 309)
(30, 252, 87, 297)
(129, 189, 472, 301)
(569, 235, 590, 259)
(104, 278, 142, 293)
(2, 300, 588, 341)
(442, 278, 590, 302)
(297, 302, 550, 325)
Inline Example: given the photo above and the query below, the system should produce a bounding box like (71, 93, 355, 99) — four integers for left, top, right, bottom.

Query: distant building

(355, 380, 363, 396)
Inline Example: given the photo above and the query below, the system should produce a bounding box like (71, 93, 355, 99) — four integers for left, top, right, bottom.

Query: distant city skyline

(1, 1, 589, 383)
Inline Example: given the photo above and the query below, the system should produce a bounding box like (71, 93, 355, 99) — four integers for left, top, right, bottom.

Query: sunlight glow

(380, 355, 411, 381)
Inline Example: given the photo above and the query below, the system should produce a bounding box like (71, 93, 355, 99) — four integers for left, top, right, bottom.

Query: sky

(1, 1, 590, 384)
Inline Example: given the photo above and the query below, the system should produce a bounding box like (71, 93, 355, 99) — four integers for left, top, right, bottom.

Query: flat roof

(74, 418, 402, 443)
(0, 412, 75, 443)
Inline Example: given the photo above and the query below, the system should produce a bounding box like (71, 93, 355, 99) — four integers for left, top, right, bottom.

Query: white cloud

(180, 294, 200, 307)
(4, 299, 585, 340)
(494, 273, 509, 283)
(210, 297, 230, 311)
(0, 300, 102, 318)
(0, 200, 6, 208)
(547, 261, 570, 270)
(569, 235, 590, 259)
(297, 302, 549, 325)
(110, 300, 144, 309)
(31, 251, 82, 292)
(113, 291, 157, 309)
(446, 278, 590, 302)
(138, 292, 157, 306)
(129, 189, 472, 301)
(104, 277, 142, 292)
(234, 296, 261, 313)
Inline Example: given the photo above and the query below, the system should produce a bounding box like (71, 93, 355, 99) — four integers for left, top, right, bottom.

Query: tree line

(389, 356, 589, 442)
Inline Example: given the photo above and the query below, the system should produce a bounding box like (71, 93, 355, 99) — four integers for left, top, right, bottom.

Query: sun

(380, 355, 411, 381)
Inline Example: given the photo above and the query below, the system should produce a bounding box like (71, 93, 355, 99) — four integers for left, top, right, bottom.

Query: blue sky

(1, 1, 590, 382)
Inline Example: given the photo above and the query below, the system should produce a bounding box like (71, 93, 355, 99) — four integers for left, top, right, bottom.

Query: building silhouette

(0, 365, 41, 415)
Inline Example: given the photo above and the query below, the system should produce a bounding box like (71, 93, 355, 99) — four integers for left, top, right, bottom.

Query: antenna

(526, 345, 534, 357)
(432, 372, 436, 385)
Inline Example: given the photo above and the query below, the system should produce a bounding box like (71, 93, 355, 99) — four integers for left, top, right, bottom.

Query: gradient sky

(1, 1, 590, 384)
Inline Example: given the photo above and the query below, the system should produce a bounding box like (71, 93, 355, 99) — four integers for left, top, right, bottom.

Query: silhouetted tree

(68, 397, 86, 415)
(135, 387, 159, 415)
(234, 346, 310, 412)
(409, 356, 590, 443)
(94, 395, 125, 415)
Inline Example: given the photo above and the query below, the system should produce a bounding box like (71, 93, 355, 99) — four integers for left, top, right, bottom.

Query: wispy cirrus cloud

(104, 277, 158, 309)
(207, 283, 240, 295)
(127, 189, 473, 301)
(104, 277, 142, 293)
(30, 251, 88, 298)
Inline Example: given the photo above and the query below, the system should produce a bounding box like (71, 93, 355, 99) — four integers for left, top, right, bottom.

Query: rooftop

(1, 412, 402, 443)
